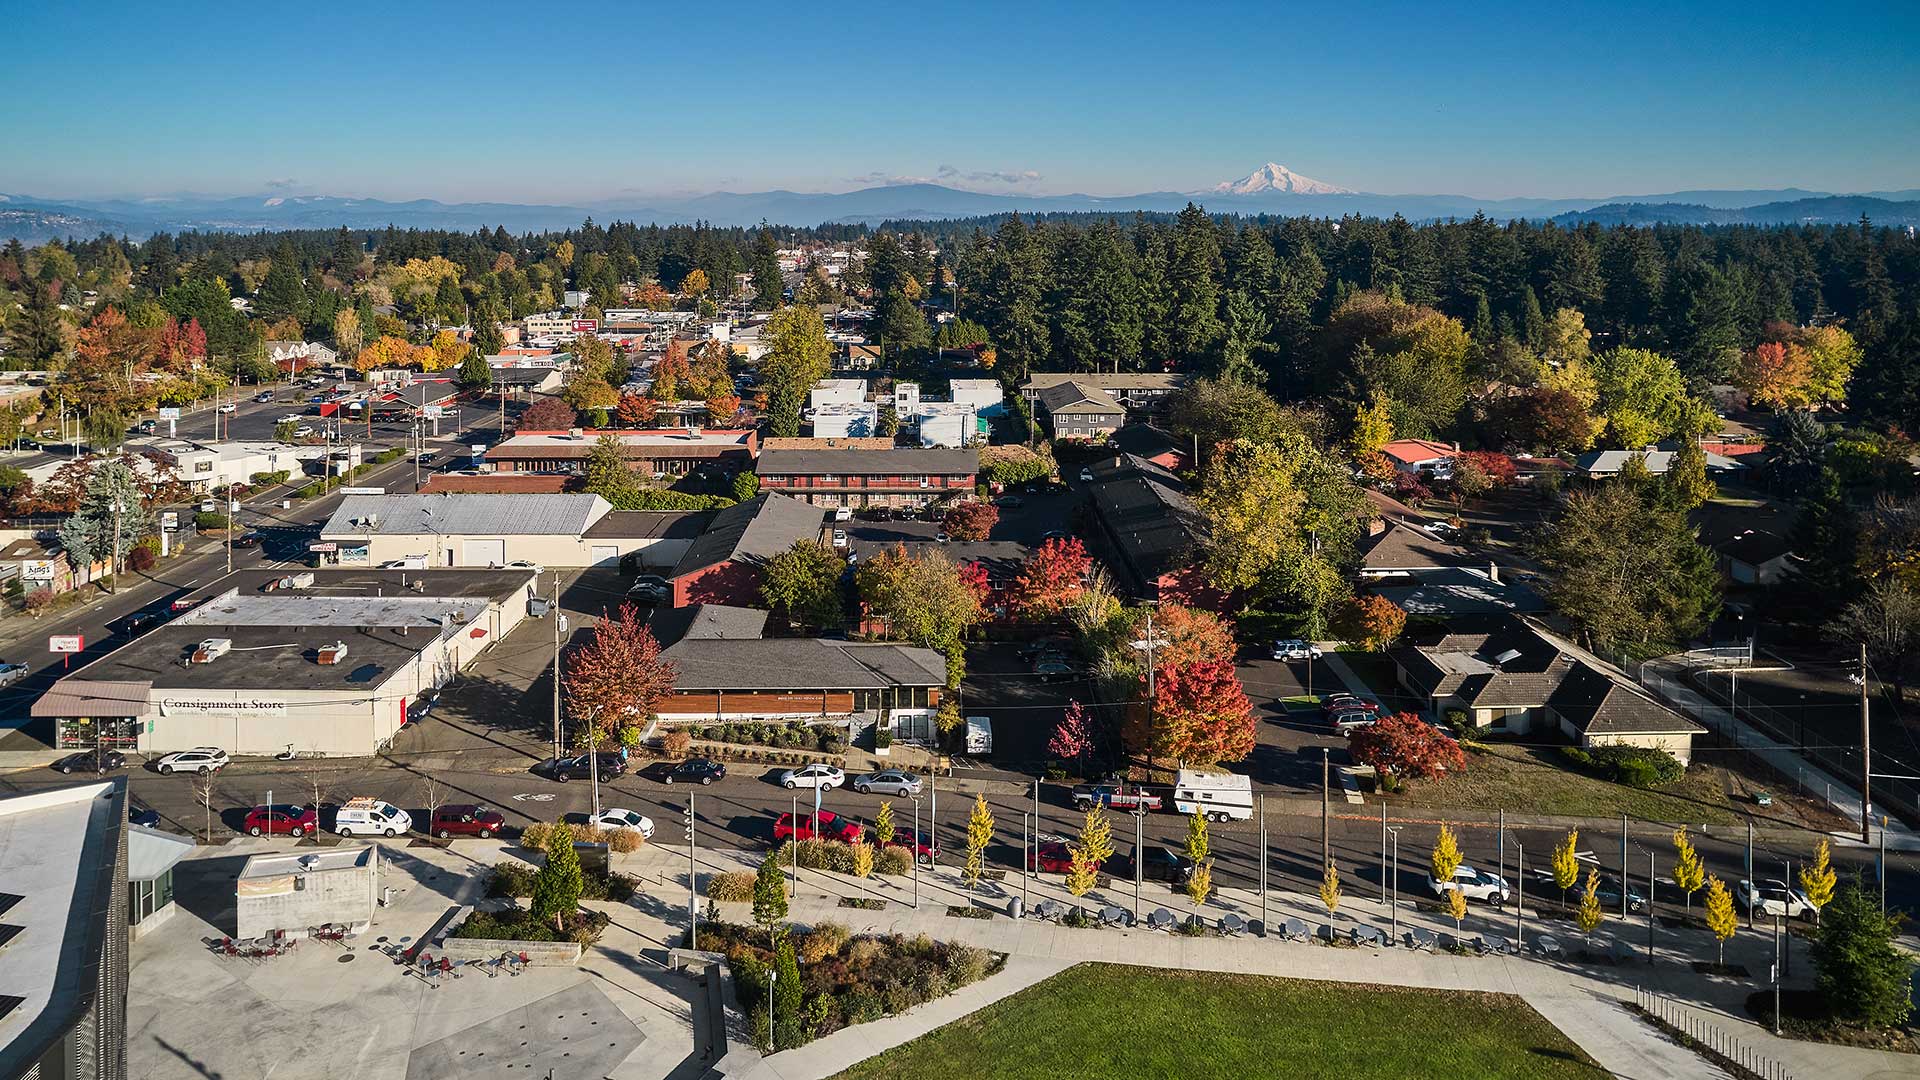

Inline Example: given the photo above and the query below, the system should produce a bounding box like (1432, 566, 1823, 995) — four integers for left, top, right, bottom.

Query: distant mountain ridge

(2, 165, 1917, 241)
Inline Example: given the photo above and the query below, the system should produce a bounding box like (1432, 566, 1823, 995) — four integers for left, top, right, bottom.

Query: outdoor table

(1607, 939, 1637, 965)
(1351, 925, 1386, 947)
(1482, 933, 1510, 954)
(1283, 917, 1310, 941)
(1220, 913, 1246, 936)
(1405, 927, 1436, 951)
(1535, 934, 1562, 958)
(1100, 905, 1129, 927)
(1147, 908, 1175, 931)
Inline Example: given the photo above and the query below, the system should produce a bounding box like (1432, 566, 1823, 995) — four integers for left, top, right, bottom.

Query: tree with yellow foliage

(682, 269, 710, 298)
(1446, 883, 1468, 931)
(1349, 393, 1393, 456)
(1799, 837, 1837, 925)
(1704, 875, 1738, 966)
(420, 330, 470, 373)
(1575, 868, 1604, 932)
(355, 335, 428, 373)
(1551, 828, 1580, 906)
(1319, 860, 1342, 915)
(1673, 826, 1705, 919)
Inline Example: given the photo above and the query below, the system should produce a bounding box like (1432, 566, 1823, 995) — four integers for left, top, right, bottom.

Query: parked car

(993, 495, 1024, 508)
(1330, 710, 1378, 733)
(539, 752, 627, 783)
(590, 808, 655, 839)
(503, 559, 543, 573)
(154, 747, 229, 775)
(773, 809, 862, 843)
(831, 530, 848, 549)
(293, 425, 315, 437)
(334, 797, 411, 837)
(778, 763, 845, 791)
(0, 661, 31, 687)
(1071, 783, 1163, 812)
(128, 801, 161, 829)
(381, 555, 429, 570)
(254, 391, 275, 403)
(1077, 468, 1094, 482)
(1103, 845, 1196, 885)
(628, 574, 671, 603)
(1032, 656, 1076, 680)
(245, 803, 317, 837)
(1429, 863, 1511, 904)
(1027, 840, 1077, 873)
(1320, 694, 1381, 716)
(233, 531, 262, 548)
(430, 804, 505, 839)
(852, 770, 922, 796)
(53, 749, 126, 774)
(217, 403, 237, 413)
(1739, 878, 1814, 920)
(1017, 637, 1073, 661)
(1270, 639, 1323, 661)
(653, 758, 726, 785)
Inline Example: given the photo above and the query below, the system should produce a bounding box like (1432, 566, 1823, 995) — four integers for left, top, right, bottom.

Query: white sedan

(154, 747, 229, 775)
(778, 764, 845, 791)
(591, 808, 654, 839)
(1739, 878, 1814, 920)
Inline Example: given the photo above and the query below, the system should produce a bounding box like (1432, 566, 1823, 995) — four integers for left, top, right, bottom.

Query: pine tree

(1166, 204, 1224, 367)
(772, 934, 803, 1050)
(1814, 884, 1913, 1028)
(752, 851, 787, 945)
(530, 824, 583, 931)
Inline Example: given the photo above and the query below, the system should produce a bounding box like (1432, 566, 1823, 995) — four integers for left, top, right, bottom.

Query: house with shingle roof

(1035, 380, 1126, 439)
(1389, 613, 1704, 762)
(1358, 521, 1545, 615)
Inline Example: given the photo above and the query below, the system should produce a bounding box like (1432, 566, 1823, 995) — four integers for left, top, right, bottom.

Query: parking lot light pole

(1380, 802, 1388, 904)
(1620, 813, 1629, 920)
(790, 794, 798, 899)
(1258, 794, 1268, 936)
(1514, 841, 1525, 949)
(1020, 812, 1030, 912)
(909, 795, 923, 909)
(685, 794, 698, 947)
(1132, 806, 1146, 924)
(1387, 826, 1402, 941)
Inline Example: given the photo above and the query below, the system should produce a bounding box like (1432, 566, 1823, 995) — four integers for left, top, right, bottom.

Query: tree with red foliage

(1048, 699, 1093, 775)
(562, 602, 679, 746)
(158, 318, 208, 368)
(942, 500, 999, 542)
(1493, 388, 1595, 453)
(1459, 450, 1517, 487)
(956, 560, 992, 608)
(1337, 594, 1407, 652)
(614, 393, 657, 428)
(517, 396, 579, 432)
(1130, 603, 1235, 670)
(1010, 537, 1091, 620)
(1391, 471, 1433, 506)
(1140, 659, 1255, 767)
(1347, 712, 1466, 780)
(705, 393, 742, 425)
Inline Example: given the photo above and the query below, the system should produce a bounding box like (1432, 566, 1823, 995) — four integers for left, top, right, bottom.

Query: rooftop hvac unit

(192, 638, 232, 663)
(1491, 648, 1523, 666)
(289, 572, 315, 589)
(317, 641, 350, 665)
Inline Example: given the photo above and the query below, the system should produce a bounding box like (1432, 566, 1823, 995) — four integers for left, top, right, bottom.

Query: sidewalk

(630, 845, 1910, 1080)
(1644, 657, 1920, 853)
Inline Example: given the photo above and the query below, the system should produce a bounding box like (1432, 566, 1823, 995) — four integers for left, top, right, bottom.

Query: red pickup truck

(1071, 784, 1163, 812)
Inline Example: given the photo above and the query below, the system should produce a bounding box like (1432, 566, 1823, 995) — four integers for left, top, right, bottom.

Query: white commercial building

(948, 378, 1006, 417)
(143, 439, 328, 492)
(914, 403, 980, 448)
(318, 492, 707, 569)
(812, 403, 879, 439)
(808, 378, 867, 412)
(31, 569, 541, 756)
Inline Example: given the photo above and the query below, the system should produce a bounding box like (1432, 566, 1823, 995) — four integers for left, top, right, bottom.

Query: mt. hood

(1207, 162, 1354, 196)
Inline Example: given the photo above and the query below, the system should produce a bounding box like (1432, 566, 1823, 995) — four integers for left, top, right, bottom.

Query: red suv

(773, 809, 863, 843)
(244, 804, 317, 837)
(430, 805, 505, 839)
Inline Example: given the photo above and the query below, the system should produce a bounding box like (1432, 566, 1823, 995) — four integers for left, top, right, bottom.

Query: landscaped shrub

(874, 845, 913, 876)
(22, 589, 52, 614)
(660, 728, 693, 758)
(488, 860, 538, 897)
(798, 921, 850, 963)
(1559, 745, 1684, 788)
(605, 828, 644, 854)
(706, 871, 756, 902)
(126, 544, 157, 572)
(454, 906, 609, 945)
(249, 469, 292, 486)
(520, 821, 562, 850)
(194, 511, 230, 530)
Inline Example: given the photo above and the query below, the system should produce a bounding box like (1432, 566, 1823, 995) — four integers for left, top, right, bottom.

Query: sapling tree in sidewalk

(962, 793, 994, 887)
(1184, 812, 1213, 908)
(1673, 827, 1705, 920)
(1704, 875, 1738, 967)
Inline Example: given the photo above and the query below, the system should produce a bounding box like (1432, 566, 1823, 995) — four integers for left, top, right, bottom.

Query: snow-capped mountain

(1207, 163, 1354, 196)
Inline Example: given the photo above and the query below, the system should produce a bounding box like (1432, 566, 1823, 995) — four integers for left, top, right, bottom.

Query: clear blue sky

(3, 0, 1916, 203)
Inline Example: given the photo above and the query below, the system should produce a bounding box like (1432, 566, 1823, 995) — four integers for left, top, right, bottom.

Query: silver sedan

(852, 770, 923, 796)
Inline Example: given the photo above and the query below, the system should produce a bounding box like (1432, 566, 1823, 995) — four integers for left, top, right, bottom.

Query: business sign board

(160, 511, 179, 530)
(158, 698, 288, 717)
(48, 634, 84, 653)
(338, 487, 385, 496)
(571, 319, 598, 333)
(157, 407, 181, 420)
(22, 559, 56, 582)
(422, 405, 445, 419)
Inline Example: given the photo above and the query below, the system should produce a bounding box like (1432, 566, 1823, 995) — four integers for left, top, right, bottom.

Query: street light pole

(1020, 811, 1029, 913)
(1515, 841, 1525, 949)
(910, 795, 922, 909)
(1321, 747, 1330, 869)
(1387, 826, 1402, 942)
(1258, 794, 1268, 936)
(686, 793, 698, 948)
(766, 969, 777, 1052)
(1133, 806, 1146, 924)
(790, 794, 799, 899)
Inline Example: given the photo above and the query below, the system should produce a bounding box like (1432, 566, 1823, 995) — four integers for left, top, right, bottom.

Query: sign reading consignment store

(158, 698, 289, 716)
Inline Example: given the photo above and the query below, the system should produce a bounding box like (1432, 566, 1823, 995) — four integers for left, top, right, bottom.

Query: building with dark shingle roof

(667, 493, 825, 607)
(654, 637, 947, 722)
(1035, 381, 1125, 439)
(1358, 522, 1545, 615)
(1388, 613, 1703, 761)
(1082, 454, 1225, 611)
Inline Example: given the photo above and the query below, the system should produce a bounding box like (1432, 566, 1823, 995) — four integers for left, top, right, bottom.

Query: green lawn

(831, 964, 1608, 1080)
(1397, 742, 1744, 824)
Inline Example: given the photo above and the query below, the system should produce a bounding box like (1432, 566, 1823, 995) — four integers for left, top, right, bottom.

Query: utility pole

(686, 793, 698, 947)
(550, 571, 564, 761)
(1861, 642, 1872, 844)
(589, 709, 602, 819)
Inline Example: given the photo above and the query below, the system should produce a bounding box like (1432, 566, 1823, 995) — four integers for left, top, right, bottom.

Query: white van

(964, 715, 993, 756)
(334, 797, 412, 837)
(380, 555, 429, 570)
(1172, 769, 1254, 822)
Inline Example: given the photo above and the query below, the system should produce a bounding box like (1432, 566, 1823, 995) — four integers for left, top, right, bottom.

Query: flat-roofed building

(756, 447, 977, 509)
(484, 429, 758, 477)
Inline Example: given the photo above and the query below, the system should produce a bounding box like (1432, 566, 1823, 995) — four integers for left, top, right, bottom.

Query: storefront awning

(30, 679, 153, 717)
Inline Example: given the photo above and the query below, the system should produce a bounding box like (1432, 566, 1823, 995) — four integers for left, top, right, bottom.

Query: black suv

(52, 749, 126, 775)
(543, 751, 627, 783)
(657, 758, 726, 785)
(1101, 845, 1195, 885)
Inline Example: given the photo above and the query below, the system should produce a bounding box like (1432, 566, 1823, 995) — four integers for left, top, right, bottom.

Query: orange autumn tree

(1010, 537, 1092, 620)
(705, 393, 742, 424)
(615, 393, 658, 428)
(1130, 603, 1236, 670)
(1739, 340, 1813, 409)
(1135, 659, 1255, 767)
(561, 602, 679, 747)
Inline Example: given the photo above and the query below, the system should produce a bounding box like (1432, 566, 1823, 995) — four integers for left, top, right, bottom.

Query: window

(819, 474, 835, 483)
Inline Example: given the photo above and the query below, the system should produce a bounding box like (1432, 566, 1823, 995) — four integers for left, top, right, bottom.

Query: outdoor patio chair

(1437, 932, 1461, 952)
(1534, 934, 1562, 958)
